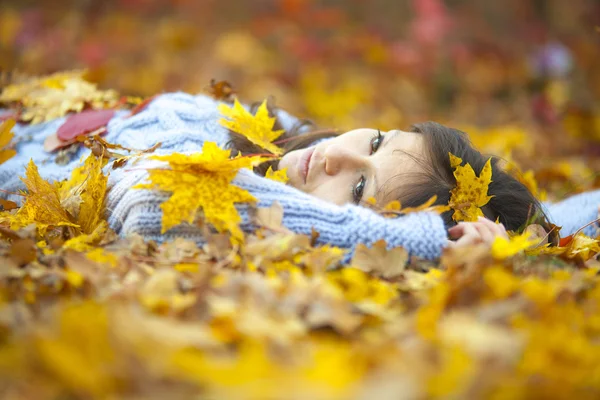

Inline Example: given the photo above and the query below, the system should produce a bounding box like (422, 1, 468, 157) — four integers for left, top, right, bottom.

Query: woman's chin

(279, 150, 301, 188)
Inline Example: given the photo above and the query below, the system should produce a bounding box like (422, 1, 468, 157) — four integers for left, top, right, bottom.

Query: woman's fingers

(474, 222, 495, 243)
(452, 222, 482, 246)
(477, 216, 508, 239)
(447, 217, 509, 249)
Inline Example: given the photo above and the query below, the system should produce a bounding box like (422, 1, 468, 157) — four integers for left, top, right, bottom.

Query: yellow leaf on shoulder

(218, 99, 284, 155)
(135, 142, 258, 241)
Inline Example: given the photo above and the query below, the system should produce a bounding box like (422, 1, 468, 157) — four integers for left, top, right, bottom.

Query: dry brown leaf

(351, 239, 409, 279)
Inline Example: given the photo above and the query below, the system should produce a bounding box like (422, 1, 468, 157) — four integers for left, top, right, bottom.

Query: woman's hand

(447, 216, 508, 248)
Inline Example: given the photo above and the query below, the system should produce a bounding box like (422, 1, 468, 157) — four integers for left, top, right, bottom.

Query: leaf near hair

(218, 99, 285, 155)
(448, 153, 494, 222)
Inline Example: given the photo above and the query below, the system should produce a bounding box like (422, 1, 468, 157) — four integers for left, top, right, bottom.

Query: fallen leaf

(0, 70, 118, 124)
(254, 201, 287, 232)
(56, 109, 115, 141)
(135, 143, 267, 240)
(9, 238, 37, 266)
(351, 239, 409, 279)
(491, 232, 538, 260)
(0, 198, 18, 211)
(9, 160, 79, 235)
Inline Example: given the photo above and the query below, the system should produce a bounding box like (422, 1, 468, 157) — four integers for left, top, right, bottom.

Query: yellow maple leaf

(135, 142, 264, 241)
(491, 232, 538, 260)
(148, 142, 265, 173)
(71, 154, 108, 234)
(7, 153, 108, 241)
(265, 166, 288, 183)
(63, 221, 109, 252)
(218, 99, 285, 155)
(0, 119, 16, 165)
(54, 153, 108, 235)
(448, 153, 494, 222)
(381, 195, 451, 217)
(10, 160, 79, 235)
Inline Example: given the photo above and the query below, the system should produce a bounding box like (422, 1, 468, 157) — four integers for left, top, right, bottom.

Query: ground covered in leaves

(1, 1, 600, 399)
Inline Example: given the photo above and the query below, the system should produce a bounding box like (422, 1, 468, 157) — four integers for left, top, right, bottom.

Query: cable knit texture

(1, 92, 599, 262)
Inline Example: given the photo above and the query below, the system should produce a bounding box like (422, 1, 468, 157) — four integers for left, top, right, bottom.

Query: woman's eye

(370, 129, 384, 154)
(353, 175, 366, 203)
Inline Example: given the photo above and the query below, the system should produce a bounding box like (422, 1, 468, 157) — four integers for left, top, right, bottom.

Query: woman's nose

(323, 145, 368, 175)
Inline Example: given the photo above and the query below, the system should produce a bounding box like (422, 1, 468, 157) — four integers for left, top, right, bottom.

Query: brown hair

(225, 103, 549, 235)
(391, 122, 548, 233)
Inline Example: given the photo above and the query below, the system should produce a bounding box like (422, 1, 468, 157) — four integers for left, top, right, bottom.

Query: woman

(0, 92, 598, 260)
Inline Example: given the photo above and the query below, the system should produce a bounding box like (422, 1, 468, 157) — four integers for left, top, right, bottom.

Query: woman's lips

(298, 147, 315, 184)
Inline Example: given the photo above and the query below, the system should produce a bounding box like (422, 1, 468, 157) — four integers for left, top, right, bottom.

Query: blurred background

(1, 0, 599, 195)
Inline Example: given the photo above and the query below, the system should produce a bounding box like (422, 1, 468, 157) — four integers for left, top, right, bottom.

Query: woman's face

(278, 128, 425, 205)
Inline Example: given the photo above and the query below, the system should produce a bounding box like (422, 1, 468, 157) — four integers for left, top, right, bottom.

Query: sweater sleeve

(106, 167, 449, 262)
(543, 190, 600, 237)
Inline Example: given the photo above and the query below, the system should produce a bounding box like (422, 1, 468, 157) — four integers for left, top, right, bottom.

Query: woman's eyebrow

(382, 130, 401, 150)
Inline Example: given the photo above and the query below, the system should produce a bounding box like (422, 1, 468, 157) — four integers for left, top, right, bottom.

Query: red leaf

(559, 234, 573, 247)
(57, 109, 115, 141)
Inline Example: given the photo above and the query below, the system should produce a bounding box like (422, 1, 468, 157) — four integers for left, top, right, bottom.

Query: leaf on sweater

(134, 142, 267, 241)
(54, 153, 108, 231)
(378, 195, 451, 218)
(6, 154, 109, 242)
(9, 160, 79, 235)
(254, 201, 287, 232)
(448, 153, 493, 222)
(0, 118, 17, 165)
(218, 99, 285, 155)
(265, 166, 288, 183)
(0, 70, 118, 124)
(69, 154, 108, 234)
(56, 109, 115, 141)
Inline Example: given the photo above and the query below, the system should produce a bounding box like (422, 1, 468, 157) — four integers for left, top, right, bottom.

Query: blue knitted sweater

(1, 92, 598, 260)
